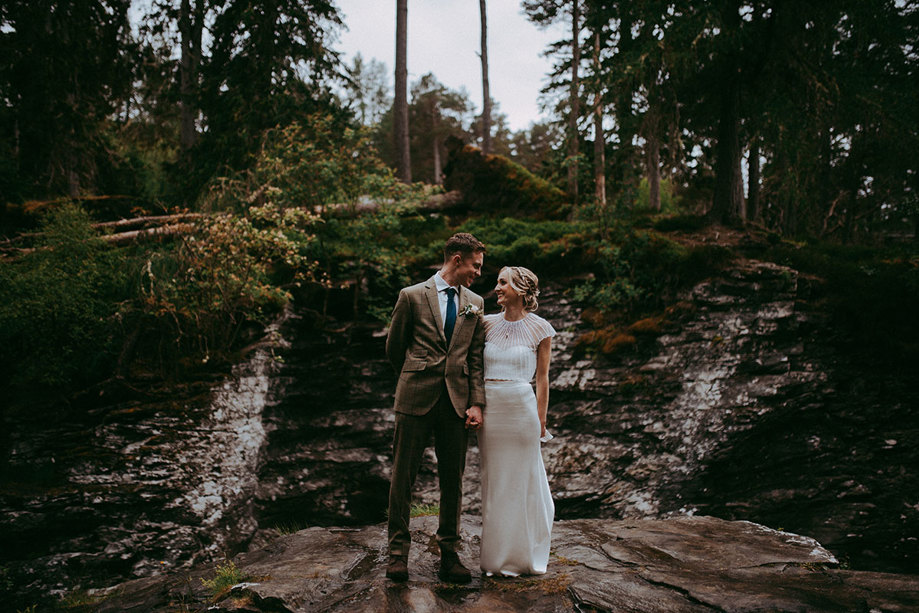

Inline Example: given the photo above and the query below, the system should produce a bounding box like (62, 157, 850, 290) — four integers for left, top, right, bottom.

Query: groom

(384, 232, 487, 583)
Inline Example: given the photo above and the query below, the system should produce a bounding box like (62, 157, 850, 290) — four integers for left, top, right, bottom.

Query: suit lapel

(424, 277, 447, 344)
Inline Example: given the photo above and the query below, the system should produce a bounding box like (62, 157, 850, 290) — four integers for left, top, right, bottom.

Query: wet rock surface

(2, 251, 918, 607)
(539, 258, 919, 574)
(0, 316, 289, 605)
(96, 514, 919, 613)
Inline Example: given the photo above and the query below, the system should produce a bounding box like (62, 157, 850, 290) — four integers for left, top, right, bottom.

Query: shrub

(570, 225, 733, 317)
(141, 203, 323, 362)
(0, 204, 133, 392)
(199, 113, 436, 324)
(452, 216, 587, 273)
(635, 177, 681, 212)
(201, 114, 395, 214)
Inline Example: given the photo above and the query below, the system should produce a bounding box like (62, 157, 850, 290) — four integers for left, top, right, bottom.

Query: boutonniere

(459, 304, 481, 318)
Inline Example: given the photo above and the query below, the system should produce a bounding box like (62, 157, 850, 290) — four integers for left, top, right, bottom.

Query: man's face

(454, 251, 484, 287)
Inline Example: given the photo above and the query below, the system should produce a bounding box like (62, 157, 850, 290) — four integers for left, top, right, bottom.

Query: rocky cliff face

(0, 315, 289, 604)
(254, 252, 919, 575)
(2, 245, 917, 609)
(96, 514, 919, 613)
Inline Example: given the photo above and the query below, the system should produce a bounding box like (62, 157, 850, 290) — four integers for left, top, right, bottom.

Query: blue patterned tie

(444, 287, 457, 344)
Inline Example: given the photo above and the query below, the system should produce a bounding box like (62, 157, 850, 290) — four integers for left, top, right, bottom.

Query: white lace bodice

(483, 313, 556, 382)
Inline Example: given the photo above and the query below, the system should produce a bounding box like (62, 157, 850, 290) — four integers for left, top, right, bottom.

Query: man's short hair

(443, 232, 486, 261)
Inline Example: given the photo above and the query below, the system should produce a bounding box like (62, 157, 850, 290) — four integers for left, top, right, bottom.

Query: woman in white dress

(479, 265, 556, 577)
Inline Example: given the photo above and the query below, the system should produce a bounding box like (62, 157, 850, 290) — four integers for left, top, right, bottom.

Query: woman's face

(494, 269, 521, 308)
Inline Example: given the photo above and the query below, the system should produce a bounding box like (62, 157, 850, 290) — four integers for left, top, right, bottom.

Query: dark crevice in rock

(636, 576, 726, 611)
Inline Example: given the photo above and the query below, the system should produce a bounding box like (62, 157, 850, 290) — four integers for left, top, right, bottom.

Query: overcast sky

(333, 0, 567, 132)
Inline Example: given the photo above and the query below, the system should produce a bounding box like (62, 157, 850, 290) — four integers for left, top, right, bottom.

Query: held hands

(465, 405, 483, 430)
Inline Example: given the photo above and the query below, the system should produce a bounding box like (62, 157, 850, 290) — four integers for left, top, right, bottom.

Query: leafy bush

(452, 216, 588, 273)
(202, 114, 395, 213)
(0, 204, 133, 391)
(572, 226, 733, 316)
(199, 113, 440, 323)
(141, 204, 323, 362)
(634, 177, 681, 212)
(315, 199, 421, 322)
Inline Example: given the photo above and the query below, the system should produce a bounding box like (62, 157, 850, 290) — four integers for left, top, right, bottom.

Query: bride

(478, 265, 556, 576)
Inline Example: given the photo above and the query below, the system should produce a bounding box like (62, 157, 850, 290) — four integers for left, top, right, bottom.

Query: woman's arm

(535, 336, 552, 437)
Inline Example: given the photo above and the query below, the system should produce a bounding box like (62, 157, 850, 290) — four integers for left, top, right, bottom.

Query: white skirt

(479, 381, 554, 576)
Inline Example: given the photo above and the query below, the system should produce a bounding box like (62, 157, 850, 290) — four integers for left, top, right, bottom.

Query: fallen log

(94, 213, 204, 232)
(322, 190, 465, 217)
(99, 222, 197, 246)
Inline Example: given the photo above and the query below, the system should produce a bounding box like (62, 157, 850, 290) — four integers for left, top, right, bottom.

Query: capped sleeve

(528, 314, 556, 345)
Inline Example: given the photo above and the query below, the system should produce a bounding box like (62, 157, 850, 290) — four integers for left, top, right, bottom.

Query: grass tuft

(410, 503, 439, 517)
(201, 560, 249, 600)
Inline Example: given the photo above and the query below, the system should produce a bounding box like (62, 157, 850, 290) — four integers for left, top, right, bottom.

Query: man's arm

(385, 289, 412, 374)
(464, 304, 486, 429)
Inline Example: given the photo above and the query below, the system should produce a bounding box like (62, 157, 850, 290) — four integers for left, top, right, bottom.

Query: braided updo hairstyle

(501, 266, 540, 312)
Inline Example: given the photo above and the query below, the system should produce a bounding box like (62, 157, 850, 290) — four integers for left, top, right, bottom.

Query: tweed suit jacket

(386, 275, 486, 418)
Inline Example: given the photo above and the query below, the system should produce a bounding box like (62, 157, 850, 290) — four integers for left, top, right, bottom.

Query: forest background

(0, 0, 917, 405)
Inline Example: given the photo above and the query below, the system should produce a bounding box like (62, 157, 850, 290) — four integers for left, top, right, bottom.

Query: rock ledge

(97, 515, 919, 612)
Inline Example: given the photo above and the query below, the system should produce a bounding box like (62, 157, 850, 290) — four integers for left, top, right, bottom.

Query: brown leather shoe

(438, 551, 472, 583)
(386, 556, 408, 582)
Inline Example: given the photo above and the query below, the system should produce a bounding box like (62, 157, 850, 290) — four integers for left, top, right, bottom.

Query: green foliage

(443, 140, 569, 219)
(635, 177, 680, 213)
(202, 113, 446, 322)
(0, 204, 133, 391)
(0, 199, 331, 395)
(201, 560, 248, 599)
(59, 588, 101, 608)
(410, 503, 439, 517)
(192, 0, 345, 190)
(316, 198, 420, 321)
(454, 216, 588, 273)
(571, 224, 733, 316)
(202, 115, 394, 213)
(407, 73, 474, 184)
(142, 204, 323, 361)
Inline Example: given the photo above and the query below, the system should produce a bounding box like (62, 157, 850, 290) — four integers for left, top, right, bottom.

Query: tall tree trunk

(479, 0, 492, 154)
(432, 101, 442, 184)
(710, 75, 742, 224)
(733, 142, 746, 219)
(747, 137, 760, 221)
(709, 2, 743, 224)
(592, 28, 605, 206)
(66, 148, 80, 198)
(567, 0, 581, 203)
(178, 0, 203, 160)
(394, 0, 411, 183)
(647, 133, 660, 211)
(614, 9, 635, 206)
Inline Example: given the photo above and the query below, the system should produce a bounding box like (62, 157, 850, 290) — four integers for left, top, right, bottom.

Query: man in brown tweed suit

(384, 232, 487, 583)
